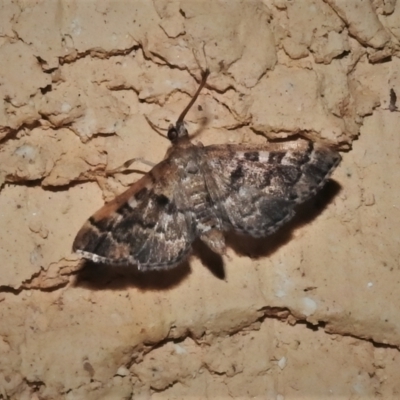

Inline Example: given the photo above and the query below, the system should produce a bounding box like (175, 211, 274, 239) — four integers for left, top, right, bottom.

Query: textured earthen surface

(0, 0, 399, 398)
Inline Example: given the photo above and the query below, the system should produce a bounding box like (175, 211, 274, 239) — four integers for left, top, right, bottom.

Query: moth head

(167, 122, 188, 143)
(168, 69, 210, 144)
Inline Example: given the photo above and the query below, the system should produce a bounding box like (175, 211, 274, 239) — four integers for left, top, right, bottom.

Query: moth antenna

(192, 42, 209, 76)
(176, 69, 210, 123)
(144, 115, 168, 139)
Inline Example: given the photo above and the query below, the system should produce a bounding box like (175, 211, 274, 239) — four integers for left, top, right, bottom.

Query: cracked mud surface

(1, 0, 400, 398)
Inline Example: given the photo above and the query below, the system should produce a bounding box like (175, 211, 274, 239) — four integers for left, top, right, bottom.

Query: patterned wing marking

(73, 159, 195, 270)
(201, 139, 341, 238)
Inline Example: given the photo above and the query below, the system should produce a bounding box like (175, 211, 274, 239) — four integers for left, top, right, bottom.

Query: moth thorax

(186, 160, 199, 174)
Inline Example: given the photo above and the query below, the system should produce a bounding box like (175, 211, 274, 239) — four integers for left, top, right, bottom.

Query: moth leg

(200, 229, 226, 255)
(191, 114, 211, 142)
(105, 157, 155, 176)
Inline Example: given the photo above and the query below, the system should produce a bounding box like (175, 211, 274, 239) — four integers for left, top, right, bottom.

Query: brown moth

(73, 70, 341, 271)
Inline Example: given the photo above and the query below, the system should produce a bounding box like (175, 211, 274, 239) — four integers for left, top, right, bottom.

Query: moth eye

(168, 127, 178, 141)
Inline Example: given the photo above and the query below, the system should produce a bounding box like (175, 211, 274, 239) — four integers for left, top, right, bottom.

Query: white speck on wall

(367, 282, 373, 288)
(116, 366, 129, 377)
(29, 247, 42, 266)
(353, 375, 367, 395)
(71, 18, 82, 36)
(61, 102, 72, 113)
(110, 312, 123, 324)
(274, 262, 294, 298)
(278, 356, 287, 370)
(301, 297, 317, 316)
(276, 395, 285, 400)
(167, 79, 183, 90)
(14, 145, 38, 162)
(174, 344, 187, 354)
(75, 109, 96, 138)
(275, 289, 286, 298)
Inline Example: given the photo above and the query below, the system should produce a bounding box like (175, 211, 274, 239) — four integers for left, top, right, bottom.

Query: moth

(73, 69, 341, 270)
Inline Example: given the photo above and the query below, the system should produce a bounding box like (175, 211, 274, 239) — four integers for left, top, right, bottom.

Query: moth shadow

(226, 180, 342, 259)
(74, 259, 191, 291)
